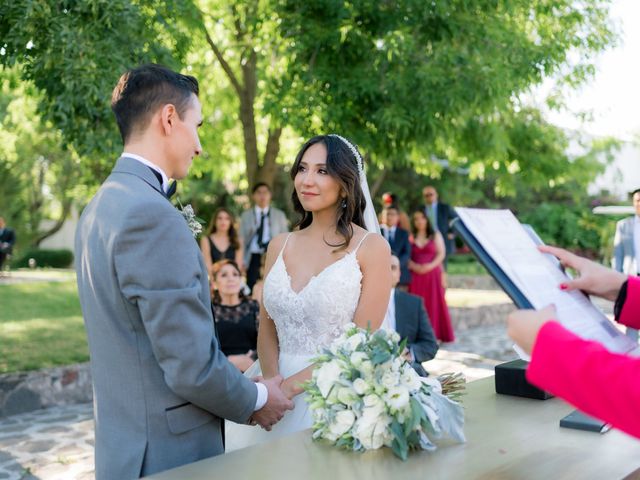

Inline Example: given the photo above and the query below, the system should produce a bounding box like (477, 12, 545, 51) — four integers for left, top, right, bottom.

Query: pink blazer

(527, 276, 640, 439)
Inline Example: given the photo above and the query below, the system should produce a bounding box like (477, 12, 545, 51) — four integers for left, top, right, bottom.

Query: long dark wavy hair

(290, 135, 367, 250)
(205, 207, 240, 250)
(411, 210, 435, 239)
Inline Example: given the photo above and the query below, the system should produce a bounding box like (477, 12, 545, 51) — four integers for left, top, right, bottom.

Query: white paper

(456, 208, 639, 358)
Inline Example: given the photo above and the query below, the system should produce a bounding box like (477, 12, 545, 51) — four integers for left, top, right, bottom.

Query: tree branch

(201, 21, 243, 96)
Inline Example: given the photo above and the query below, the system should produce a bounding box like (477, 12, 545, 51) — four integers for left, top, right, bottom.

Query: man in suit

(381, 255, 439, 376)
(423, 185, 457, 269)
(75, 64, 292, 479)
(0, 217, 16, 273)
(613, 187, 640, 342)
(239, 183, 288, 292)
(381, 206, 411, 288)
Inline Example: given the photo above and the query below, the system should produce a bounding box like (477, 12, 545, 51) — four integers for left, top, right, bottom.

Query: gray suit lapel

(112, 156, 166, 197)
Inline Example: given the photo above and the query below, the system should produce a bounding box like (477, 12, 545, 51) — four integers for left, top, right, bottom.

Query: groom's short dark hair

(111, 64, 199, 144)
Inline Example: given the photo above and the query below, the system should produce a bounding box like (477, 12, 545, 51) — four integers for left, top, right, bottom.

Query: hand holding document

(454, 208, 639, 359)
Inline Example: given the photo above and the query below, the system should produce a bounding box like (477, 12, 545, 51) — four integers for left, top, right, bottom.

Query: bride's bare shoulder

(266, 232, 290, 255)
(350, 225, 389, 256)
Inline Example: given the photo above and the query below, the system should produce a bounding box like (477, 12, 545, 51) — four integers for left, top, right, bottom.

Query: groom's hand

(252, 375, 294, 431)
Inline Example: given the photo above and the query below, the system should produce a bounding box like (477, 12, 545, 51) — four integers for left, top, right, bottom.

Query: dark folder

(451, 216, 552, 399)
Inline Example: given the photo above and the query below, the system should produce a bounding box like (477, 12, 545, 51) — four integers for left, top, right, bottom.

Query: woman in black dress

(200, 207, 244, 273)
(210, 259, 258, 372)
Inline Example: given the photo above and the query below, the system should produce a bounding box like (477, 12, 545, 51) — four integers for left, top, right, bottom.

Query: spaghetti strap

(279, 232, 293, 256)
(352, 232, 371, 254)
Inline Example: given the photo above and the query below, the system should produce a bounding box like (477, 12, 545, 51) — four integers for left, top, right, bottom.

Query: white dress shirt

(123, 152, 268, 411)
(249, 206, 271, 254)
(381, 288, 396, 332)
(122, 152, 170, 193)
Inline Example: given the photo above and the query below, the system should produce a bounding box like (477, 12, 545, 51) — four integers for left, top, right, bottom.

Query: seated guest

(508, 245, 640, 439)
(381, 255, 439, 376)
(0, 217, 16, 272)
(381, 206, 411, 288)
(200, 207, 244, 272)
(210, 260, 258, 372)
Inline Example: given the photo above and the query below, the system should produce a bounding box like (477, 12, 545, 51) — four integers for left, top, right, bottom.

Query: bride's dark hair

(290, 135, 367, 250)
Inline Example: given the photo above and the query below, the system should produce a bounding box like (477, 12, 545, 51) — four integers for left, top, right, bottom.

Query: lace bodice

(262, 233, 369, 355)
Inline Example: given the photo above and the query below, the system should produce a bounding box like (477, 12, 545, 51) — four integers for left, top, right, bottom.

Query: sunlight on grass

(0, 281, 88, 373)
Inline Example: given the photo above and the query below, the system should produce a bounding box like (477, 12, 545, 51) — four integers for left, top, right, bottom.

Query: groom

(75, 64, 293, 479)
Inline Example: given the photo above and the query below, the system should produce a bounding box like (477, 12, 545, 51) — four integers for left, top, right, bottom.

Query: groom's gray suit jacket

(75, 157, 257, 479)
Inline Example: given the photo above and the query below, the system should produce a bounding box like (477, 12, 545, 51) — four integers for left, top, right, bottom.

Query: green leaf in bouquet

(405, 397, 423, 435)
(390, 420, 409, 460)
(370, 348, 391, 365)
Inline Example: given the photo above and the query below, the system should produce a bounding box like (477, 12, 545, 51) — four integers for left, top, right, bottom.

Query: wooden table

(147, 377, 640, 479)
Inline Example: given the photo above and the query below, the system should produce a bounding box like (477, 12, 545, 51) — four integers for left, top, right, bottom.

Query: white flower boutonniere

(177, 200, 203, 238)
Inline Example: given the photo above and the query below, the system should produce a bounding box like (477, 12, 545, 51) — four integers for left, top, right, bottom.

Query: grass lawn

(0, 280, 88, 373)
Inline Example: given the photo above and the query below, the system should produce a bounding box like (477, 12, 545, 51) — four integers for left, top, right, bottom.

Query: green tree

(1, 0, 618, 193)
(0, 70, 84, 248)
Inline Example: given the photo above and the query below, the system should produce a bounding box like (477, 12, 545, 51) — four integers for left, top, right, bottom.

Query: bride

(225, 134, 391, 451)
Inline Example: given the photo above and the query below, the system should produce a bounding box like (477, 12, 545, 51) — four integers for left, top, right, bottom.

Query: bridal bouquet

(304, 324, 466, 460)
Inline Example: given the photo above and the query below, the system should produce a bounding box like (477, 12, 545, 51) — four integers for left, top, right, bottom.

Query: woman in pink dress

(408, 210, 454, 342)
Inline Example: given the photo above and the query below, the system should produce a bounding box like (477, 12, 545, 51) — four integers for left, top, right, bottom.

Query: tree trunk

(256, 126, 282, 187)
(239, 49, 260, 189)
(33, 198, 72, 247)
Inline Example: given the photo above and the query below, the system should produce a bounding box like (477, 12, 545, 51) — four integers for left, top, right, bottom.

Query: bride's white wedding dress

(225, 232, 371, 452)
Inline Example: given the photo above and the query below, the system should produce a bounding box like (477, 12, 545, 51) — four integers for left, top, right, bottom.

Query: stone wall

(0, 364, 92, 418)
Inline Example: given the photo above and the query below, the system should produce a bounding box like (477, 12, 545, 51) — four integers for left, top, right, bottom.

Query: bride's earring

(341, 199, 347, 209)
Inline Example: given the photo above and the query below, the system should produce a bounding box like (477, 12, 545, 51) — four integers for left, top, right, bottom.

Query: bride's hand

(281, 378, 299, 400)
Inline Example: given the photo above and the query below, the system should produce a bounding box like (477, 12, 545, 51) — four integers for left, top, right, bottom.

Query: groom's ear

(160, 104, 177, 136)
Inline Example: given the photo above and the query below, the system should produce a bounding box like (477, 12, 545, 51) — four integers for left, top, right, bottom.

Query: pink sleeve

(619, 276, 640, 328)
(527, 321, 640, 439)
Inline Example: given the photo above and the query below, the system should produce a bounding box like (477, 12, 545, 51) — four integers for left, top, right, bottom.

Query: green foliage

(0, 68, 86, 248)
(1, 0, 619, 196)
(0, 281, 86, 373)
(273, 0, 616, 168)
(12, 249, 74, 269)
(519, 203, 613, 259)
(0, 0, 199, 177)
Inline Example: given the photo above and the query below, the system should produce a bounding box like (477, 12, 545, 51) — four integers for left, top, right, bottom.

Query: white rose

(350, 351, 368, 367)
(353, 378, 370, 395)
(316, 360, 343, 398)
(381, 370, 399, 390)
(336, 386, 359, 406)
(354, 413, 392, 450)
(330, 409, 356, 438)
(401, 368, 423, 392)
(359, 360, 374, 379)
(363, 394, 386, 418)
(385, 386, 410, 411)
(345, 332, 366, 351)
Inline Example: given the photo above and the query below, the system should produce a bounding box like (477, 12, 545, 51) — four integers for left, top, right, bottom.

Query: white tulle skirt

(225, 353, 314, 452)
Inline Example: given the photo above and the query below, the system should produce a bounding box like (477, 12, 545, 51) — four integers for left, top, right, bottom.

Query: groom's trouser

(247, 253, 263, 292)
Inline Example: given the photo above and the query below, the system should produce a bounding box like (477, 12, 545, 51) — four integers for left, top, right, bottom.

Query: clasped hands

(507, 245, 627, 355)
(247, 375, 295, 431)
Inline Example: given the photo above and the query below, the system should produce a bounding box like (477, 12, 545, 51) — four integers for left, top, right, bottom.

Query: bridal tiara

(328, 134, 364, 177)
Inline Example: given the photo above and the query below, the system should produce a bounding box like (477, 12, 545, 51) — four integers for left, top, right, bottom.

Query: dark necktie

(165, 180, 177, 199)
(256, 211, 268, 250)
(147, 167, 176, 198)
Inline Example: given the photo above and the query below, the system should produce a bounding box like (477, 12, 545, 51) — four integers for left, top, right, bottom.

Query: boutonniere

(177, 199, 204, 238)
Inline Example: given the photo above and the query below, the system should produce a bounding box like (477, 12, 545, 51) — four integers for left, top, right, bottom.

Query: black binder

(451, 216, 552, 399)
(451, 217, 533, 309)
